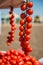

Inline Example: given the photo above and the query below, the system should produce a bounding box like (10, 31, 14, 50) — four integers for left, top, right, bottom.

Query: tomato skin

(27, 23, 32, 29)
(9, 31, 14, 36)
(0, 59, 2, 64)
(11, 25, 16, 30)
(25, 35, 30, 41)
(21, 4, 26, 11)
(26, 29, 31, 35)
(20, 20, 25, 25)
(21, 41, 29, 48)
(19, 31, 24, 36)
(19, 26, 24, 31)
(27, 9, 33, 15)
(26, 47, 32, 52)
(26, 16, 32, 23)
(20, 13, 26, 19)
(33, 61, 40, 65)
(19, 37, 23, 42)
(27, 2, 33, 8)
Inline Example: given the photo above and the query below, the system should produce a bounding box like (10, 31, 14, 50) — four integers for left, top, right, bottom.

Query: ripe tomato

(11, 26, 16, 30)
(26, 16, 32, 23)
(26, 29, 31, 35)
(34, 61, 40, 65)
(27, 9, 33, 15)
(21, 4, 26, 11)
(31, 58, 36, 63)
(25, 35, 30, 41)
(27, 23, 32, 28)
(19, 26, 24, 31)
(20, 20, 25, 25)
(27, 2, 33, 8)
(20, 13, 26, 19)
(19, 31, 24, 36)
(9, 31, 14, 35)
(23, 41, 29, 47)
(11, 22, 14, 27)
(26, 45, 32, 52)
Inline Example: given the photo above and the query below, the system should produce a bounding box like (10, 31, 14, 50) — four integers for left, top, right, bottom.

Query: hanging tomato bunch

(19, 1, 33, 55)
(6, 7, 16, 46)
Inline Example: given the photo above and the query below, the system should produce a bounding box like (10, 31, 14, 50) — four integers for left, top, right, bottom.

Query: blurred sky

(0, 0, 43, 21)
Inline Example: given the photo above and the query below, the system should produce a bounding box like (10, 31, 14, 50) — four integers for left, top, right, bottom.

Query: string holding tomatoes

(6, 7, 16, 46)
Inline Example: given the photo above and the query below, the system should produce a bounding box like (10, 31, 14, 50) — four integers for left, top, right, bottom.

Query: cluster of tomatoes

(19, 2, 33, 55)
(0, 1, 40, 65)
(6, 7, 16, 46)
(0, 49, 40, 65)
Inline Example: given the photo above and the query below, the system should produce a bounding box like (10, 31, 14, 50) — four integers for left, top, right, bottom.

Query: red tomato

(0, 59, 2, 63)
(9, 31, 14, 35)
(11, 33, 14, 37)
(11, 60, 16, 65)
(7, 51, 10, 56)
(26, 29, 31, 35)
(34, 61, 40, 65)
(19, 31, 24, 36)
(11, 37, 14, 41)
(20, 20, 25, 25)
(26, 16, 32, 23)
(20, 13, 26, 19)
(23, 41, 29, 47)
(21, 4, 26, 11)
(27, 2, 33, 8)
(19, 26, 24, 31)
(10, 49, 15, 53)
(11, 23, 14, 27)
(31, 58, 36, 63)
(19, 37, 23, 42)
(25, 35, 30, 41)
(11, 25, 16, 30)
(27, 9, 33, 15)
(1, 62, 5, 65)
(27, 23, 32, 28)
(26, 46, 32, 52)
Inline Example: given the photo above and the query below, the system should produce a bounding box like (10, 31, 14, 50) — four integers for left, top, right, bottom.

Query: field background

(0, 23, 43, 60)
